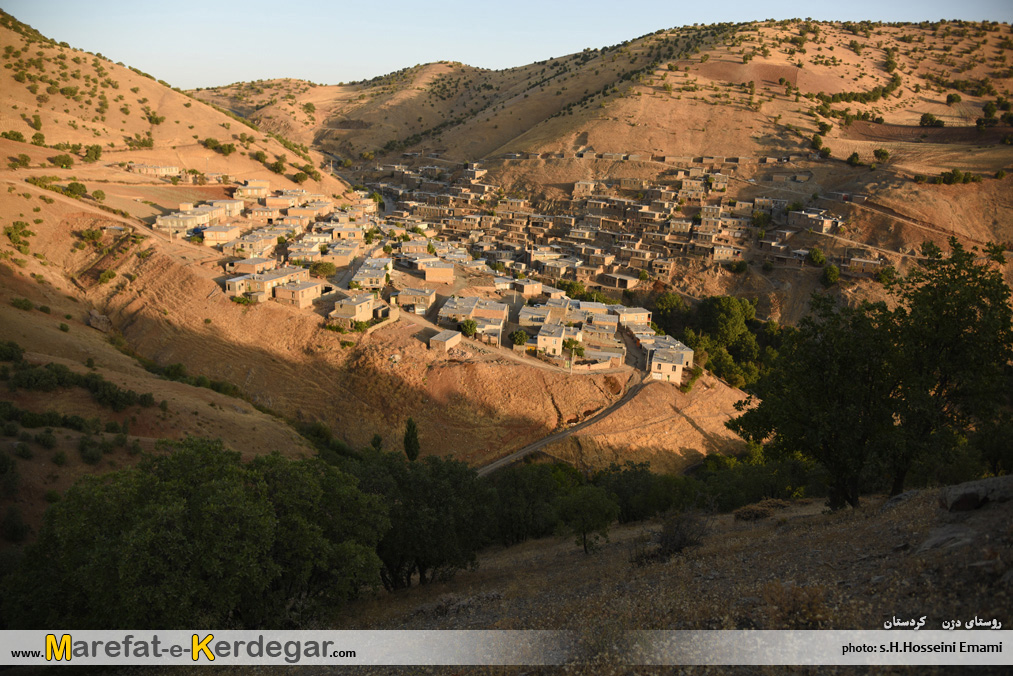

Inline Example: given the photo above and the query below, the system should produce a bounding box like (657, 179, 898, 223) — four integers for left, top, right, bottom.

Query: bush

(45, 489, 61, 503)
(821, 264, 840, 287)
(51, 451, 67, 466)
(78, 437, 102, 465)
(734, 504, 773, 521)
(11, 298, 33, 311)
(58, 323, 69, 332)
(13, 443, 33, 460)
(34, 428, 56, 449)
(98, 270, 116, 284)
(656, 510, 708, 559)
(946, 93, 962, 105)
(50, 154, 74, 168)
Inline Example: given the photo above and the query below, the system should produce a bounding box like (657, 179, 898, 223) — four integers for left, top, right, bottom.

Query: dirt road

(476, 376, 648, 476)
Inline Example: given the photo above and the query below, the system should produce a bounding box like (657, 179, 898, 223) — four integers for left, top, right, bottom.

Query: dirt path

(476, 376, 647, 476)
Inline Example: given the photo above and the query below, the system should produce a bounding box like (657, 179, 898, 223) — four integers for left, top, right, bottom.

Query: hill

(194, 20, 1013, 168)
(0, 10, 350, 197)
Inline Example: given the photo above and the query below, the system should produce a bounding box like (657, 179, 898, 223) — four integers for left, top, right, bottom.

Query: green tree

(2, 438, 386, 628)
(348, 451, 488, 589)
(846, 152, 862, 167)
(697, 296, 754, 347)
(883, 240, 1013, 494)
(91, 189, 105, 202)
(558, 485, 620, 553)
(50, 154, 74, 169)
(807, 247, 826, 266)
(309, 261, 336, 278)
(487, 464, 562, 546)
(821, 264, 840, 286)
(509, 329, 529, 346)
(873, 148, 890, 163)
(83, 144, 102, 163)
(460, 319, 477, 337)
(638, 269, 650, 281)
(293, 171, 309, 184)
(946, 93, 962, 105)
(403, 417, 420, 462)
(30, 132, 45, 147)
(65, 182, 87, 198)
(728, 295, 898, 508)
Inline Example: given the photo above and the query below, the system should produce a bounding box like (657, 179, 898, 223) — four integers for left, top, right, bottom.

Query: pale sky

(2, 0, 1010, 89)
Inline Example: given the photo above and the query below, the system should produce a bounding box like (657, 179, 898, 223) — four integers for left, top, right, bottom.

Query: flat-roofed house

(392, 287, 436, 314)
(273, 280, 325, 309)
(536, 324, 582, 357)
(423, 261, 455, 284)
(202, 224, 243, 247)
(647, 337, 694, 383)
(228, 257, 277, 275)
(430, 330, 462, 352)
(328, 293, 377, 328)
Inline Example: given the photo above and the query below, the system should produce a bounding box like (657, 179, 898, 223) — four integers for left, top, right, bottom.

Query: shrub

(50, 154, 74, 168)
(656, 510, 708, 559)
(51, 450, 67, 466)
(58, 323, 69, 332)
(45, 490, 61, 503)
(34, 429, 57, 449)
(734, 503, 773, 521)
(78, 437, 102, 465)
(11, 298, 33, 311)
(13, 443, 33, 460)
(821, 264, 840, 287)
(98, 270, 116, 284)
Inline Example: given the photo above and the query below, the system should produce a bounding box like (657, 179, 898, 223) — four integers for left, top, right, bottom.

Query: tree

(509, 330, 529, 346)
(1, 438, 386, 628)
(563, 338, 584, 361)
(31, 132, 45, 146)
(807, 247, 826, 266)
(883, 240, 1013, 494)
(460, 319, 477, 337)
(348, 451, 489, 589)
(873, 148, 890, 163)
(819, 146, 832, 159)
(697, 296, 754, 347)
(728, 295, 898, 508)
(65, 182, 87, 198)
(83, 144, 102, 163)
(50, 154, 74, 168)
(293, 172, 309, 184)
(309, 261, 336, 278)
(403, 417, 420, 462)
(946, 93, 962, 105)
(558, 485, 620, 553)
(91, 189, 105, 202)
(821, 264, 840, 286)
(919, 112, 944, 127)
(846, 152, 862, 167)
(638, 269, 650, 281)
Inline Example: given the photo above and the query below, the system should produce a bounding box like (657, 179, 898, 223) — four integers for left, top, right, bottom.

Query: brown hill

(0, 11, 350, 197)
(193, 20, 1013, 167)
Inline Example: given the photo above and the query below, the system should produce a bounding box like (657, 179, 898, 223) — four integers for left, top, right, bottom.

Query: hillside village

(136, 145, 895, 386)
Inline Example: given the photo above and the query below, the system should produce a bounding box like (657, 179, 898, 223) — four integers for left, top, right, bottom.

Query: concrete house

(273, 280, 325, 309)
(647, 337, 694, 383)
(536, 324, 582, 357)
(430, 330, 462, 352)
(202, 224, 243, 247)
(393, 287, 436, 314)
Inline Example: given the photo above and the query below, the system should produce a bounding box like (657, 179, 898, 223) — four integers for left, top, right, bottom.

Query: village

(136, 147, 889, 386)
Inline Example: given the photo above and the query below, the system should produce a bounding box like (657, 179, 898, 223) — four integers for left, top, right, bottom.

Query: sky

(2, 0, 1010, 90)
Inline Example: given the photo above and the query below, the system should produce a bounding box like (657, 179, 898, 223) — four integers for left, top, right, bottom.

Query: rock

(882, 490, 919, 510)
(940, 475, 1013, 512)
(917, 524, 976, 553)
(87, 310, 113, 333)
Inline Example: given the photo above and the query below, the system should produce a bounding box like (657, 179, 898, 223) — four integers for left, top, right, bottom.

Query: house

(211, 200, 245, 218)
(647, 338, 694, 383)
(234, 179, 270, 199)
(437, 297, 508, 327)
(514, 279, 543, 297)
(328, 293, 378, 327)
(430, 330, 462, 352)
(787, 208, 839, 234)
(392, 287, 436, 314)
(223, 232, 276, 258)
(273, 281, 325, 309)
(202, 224, 243, 247)
(228, 257, 277, 275)
(536, 324, 582, 357)
(128, 163, 180, 177)
(614, 306, 652, 327)
(423, 262, 455, 284)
